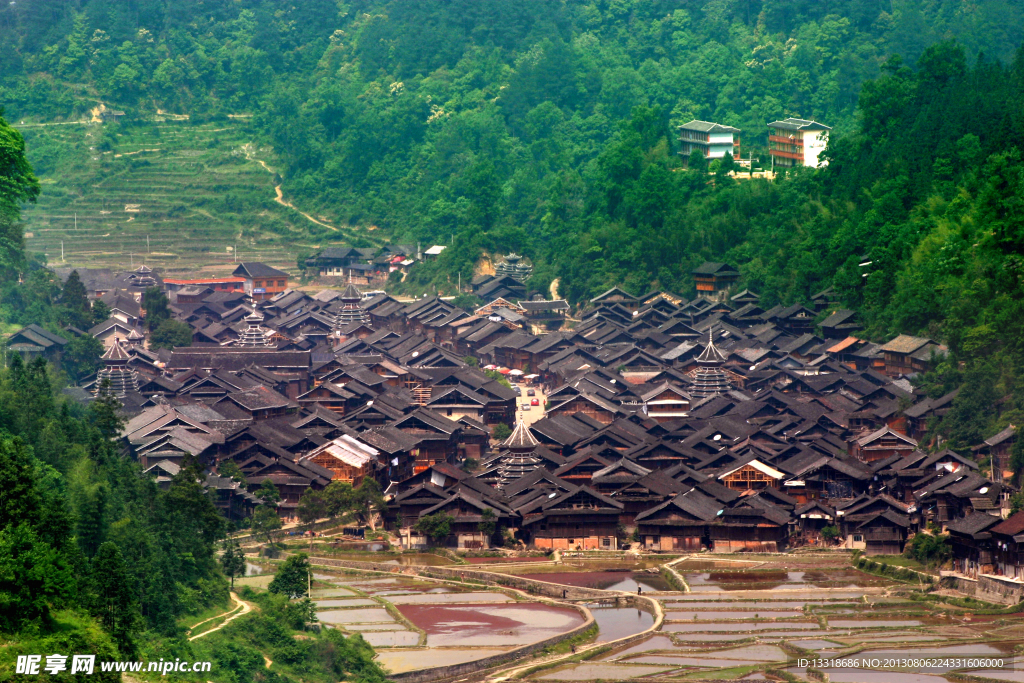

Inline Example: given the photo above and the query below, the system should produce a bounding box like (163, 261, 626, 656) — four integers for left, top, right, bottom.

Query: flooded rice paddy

(525, 556, 1024, 682)
(252, 552, 1024, 680)
(585, 605, 655, 642)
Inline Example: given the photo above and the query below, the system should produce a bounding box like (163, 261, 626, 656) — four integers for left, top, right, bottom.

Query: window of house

(601, 537, 611, 548)
(853, 535, 863, 542)
(278, 280, 285, 287)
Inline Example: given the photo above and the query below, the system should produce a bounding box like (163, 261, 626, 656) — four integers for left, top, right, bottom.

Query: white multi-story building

(767, 118, 831, 168)
(678, 120, 741, 163)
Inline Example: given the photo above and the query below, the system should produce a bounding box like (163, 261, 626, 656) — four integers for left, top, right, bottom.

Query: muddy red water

(398, 603, 586, 647)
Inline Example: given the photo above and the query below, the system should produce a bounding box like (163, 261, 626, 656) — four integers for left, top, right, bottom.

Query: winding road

(188, 592, 255, 641)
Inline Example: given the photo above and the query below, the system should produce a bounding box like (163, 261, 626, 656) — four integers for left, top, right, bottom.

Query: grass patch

(908, 592, 1024, 613)
(854, 557, 936, 585)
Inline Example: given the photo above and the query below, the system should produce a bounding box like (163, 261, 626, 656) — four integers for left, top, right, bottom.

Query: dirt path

(247, 154, 339, 233)
(188, 592, 254, 641)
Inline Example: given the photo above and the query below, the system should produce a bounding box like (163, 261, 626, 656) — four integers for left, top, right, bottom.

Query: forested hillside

(3, 4, 1024, 460)
(3, 2, 1022, 290)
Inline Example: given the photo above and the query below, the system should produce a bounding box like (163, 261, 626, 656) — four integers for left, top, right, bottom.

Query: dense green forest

(2, 7, 1024, 489)
(3, 1, 1022, 293)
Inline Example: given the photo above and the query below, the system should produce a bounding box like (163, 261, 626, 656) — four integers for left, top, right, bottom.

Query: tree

(218, 460, 247, 484)
(149, 319, 193, 350)
(0, 524, 73, 632)
(91, 541, 140, 656)
(0, 436, 42, 527)
(62, 333, 104, 381)
(60, 270, 92, 329)
(478, 508, 496, 541)
(1010, 437, 1024, 482)
(91, 299, 111, 325)
(268, 552, 311, 599)
(220, 538, 246, 589)
(297, 488, 327, 549)
(142, 286, 170, 331)
(322, 480, 355, 518)
(256, 479, 281, 503)
(451, 294, 483, 311)
(821, 525, 841, 543)
(353, 478, 386, 531)
(250, 505, 282, 545)
(90, 381, 125, 438)
(0, 113, 40, 278)
(415, 512, 453, 546)
(905, 532, 952, 567)
(492, 423, 512, 441)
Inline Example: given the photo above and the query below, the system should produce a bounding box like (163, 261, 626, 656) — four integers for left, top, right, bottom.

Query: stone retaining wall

(940, 574, 1024, 605)
(304, 556, 663, 683)
(976, 575, 1024, 605)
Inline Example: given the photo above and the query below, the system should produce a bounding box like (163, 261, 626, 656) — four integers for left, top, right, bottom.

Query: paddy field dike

(241, 550, 1024, 683)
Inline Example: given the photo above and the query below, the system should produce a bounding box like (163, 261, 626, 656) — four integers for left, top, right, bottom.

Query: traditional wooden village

(8, 254, 1024, 682)
(10, 254, 1022, 585)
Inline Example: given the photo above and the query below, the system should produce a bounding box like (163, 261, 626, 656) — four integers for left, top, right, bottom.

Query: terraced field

(17, 118, 375, 276)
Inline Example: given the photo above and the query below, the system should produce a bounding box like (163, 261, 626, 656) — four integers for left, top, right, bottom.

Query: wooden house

(879, 335, 946, 377)
(393, 409, 462, 475)
(973, 426, 1017, 481)
(947, 512, 1001, 578)
(521, 485, 623, 551)
(718, 459, 785, 492)
(708, 502, 791, 553)
(546, 392, 621, 425)
(232, 262, 290, 301)
(300, 434, 379, 486)
(989, 512, 1024, 580)
(691, 262, 739, 296)
(5, 325, 68, 363)
(793, 500, 837, 542)
(855, 510, 910, 556)
(635, 488, 721, 552)
(851, 426, 918, 464)
(641, 383, 692, 422)
(413, 491, 513, 549)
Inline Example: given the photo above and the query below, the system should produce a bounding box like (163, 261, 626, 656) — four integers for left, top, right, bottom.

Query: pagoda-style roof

(502, 420, 539, 450)
(101, 337, 132, 361)
(695, 329, 727, 364)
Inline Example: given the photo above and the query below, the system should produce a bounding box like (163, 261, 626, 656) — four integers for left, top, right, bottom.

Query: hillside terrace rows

(8, 271, 1021, 581)
(19, 120, 317, 273)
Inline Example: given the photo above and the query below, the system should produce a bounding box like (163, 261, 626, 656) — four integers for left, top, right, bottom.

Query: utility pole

(61, 240, 64, 262)
(147, 235, 150, 253)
